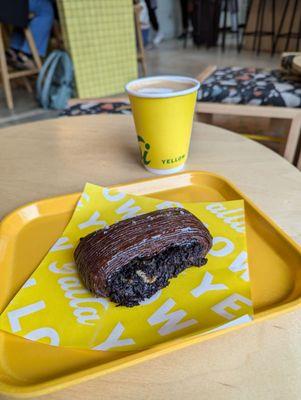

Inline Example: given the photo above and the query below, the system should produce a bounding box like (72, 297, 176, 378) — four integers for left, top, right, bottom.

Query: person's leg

(10, 29, 25, 52)
(145, 0, 164, 44)
(178, 0, 189, 39)
(19, 0, 54, 57)
(181, 0, 188, 31)
(145, 0, 159, 31)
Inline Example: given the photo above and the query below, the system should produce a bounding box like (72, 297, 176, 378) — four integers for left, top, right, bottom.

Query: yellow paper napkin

(0, 183, 253, 351)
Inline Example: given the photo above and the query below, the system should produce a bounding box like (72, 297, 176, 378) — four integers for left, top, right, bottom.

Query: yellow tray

(1, 171, 301, 397)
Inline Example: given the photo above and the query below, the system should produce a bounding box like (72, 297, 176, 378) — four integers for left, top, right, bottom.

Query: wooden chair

(220, 0, 240, 52)
(196, 65, 301, 165)
(272, 0, 301, 55)
(134, 4, 147, 77)
(0, 23, 42, 110)
(239, 0, 276, 55)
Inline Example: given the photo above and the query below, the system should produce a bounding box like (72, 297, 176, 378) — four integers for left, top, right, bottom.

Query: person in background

(139, 0, 151, 47)
(178, 0, 188, 39)
(6, 0, 54, 70)
(145, 0, 164, 45)
(178, 0, 193, 40)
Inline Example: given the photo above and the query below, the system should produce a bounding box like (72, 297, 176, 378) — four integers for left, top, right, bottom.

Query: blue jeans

(10, 0, 54, 57)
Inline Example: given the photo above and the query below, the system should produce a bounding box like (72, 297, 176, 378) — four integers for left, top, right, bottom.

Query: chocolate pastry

(74, 208, 212, 307)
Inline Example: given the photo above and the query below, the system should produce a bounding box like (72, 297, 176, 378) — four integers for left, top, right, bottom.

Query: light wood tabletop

(1, 115, 301, 400)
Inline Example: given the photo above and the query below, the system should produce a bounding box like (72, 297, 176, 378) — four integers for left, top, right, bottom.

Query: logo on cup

(138, 135, 151, 165)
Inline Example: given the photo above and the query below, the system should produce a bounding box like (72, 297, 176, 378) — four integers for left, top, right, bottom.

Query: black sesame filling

(107, 241, 207, 307)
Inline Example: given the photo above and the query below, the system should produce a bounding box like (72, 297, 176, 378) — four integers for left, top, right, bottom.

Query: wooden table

(1, 115, 301, 400)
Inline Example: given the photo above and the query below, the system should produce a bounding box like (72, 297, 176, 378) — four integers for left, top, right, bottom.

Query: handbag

(36, 50, 74, 110)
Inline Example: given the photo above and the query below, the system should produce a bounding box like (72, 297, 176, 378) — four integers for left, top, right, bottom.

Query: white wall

(156, 0, 181, 38)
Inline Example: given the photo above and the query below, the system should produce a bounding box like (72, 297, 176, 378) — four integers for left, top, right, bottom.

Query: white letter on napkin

(77, 192, 90, 208)
(78, 211, 107, 230)
(50, 237, 73, 252)
(24, 327, 60, 346)
(8, 301, 46, 332)
(22, 278, 37, 288)
(156, 201, 183, 210)
(228, 251, 249, 281)
(209, 237, 234, 257)
(73, 307, 100, 326)
(148, 298, 197, 336)
(191, 272, 228, 298)
(49, 261, 76, 274)
(103, 188, 126, 202)
(115, 199, 141, 220)
(206, 203, 226, 214)
(212, 294, 252, 320)
(93, 323, 135, 351)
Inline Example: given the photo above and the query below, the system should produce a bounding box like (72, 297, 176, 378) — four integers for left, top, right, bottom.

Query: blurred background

(1, 0, 301, 156)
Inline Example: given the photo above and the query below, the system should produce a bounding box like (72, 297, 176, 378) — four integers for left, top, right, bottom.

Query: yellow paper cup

(126, 76, 200, 175)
